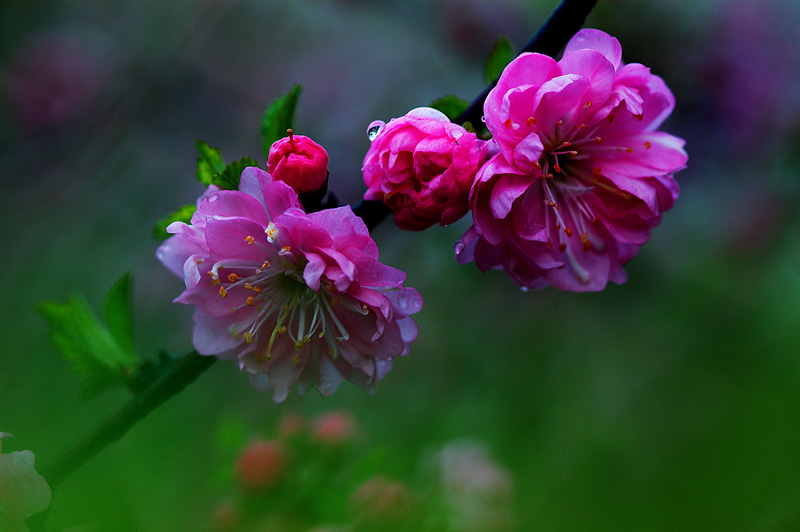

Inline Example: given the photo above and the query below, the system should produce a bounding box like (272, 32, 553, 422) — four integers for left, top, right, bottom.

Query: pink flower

(456, 29, 687, 291)
(235, 439, 287, 492)
(267, 130, 329, 194)
(157, 167, 422, 402)
(362, 107, 487, 231)
(0, 434, 52, 532)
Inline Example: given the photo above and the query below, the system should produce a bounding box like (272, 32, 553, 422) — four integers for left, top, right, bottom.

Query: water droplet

(520, 286, 529, 293)
(480, 116, 486, 123)
(207, 193, 219, 202)
(453, 240, 465, 254)
(367, 120, 385, 141)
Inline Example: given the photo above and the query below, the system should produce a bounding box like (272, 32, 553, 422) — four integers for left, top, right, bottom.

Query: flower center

(206, 227, 366, 363)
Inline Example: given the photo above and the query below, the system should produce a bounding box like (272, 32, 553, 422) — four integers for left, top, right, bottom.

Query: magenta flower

(267, 130, 329, 194)
(362, 107, 487, 231)
(0, 434, 52, 532)
(456, 29, 687, 291)
(157, 167, 422, 402)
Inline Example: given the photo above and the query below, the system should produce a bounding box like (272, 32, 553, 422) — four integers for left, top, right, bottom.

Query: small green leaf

(103, 272, 135, 357)
(430, 95, 469, 122)
(153, 204, 196, 240)
(195, 139, 226, 186)
(261, 84, 302, 161)
(38, 288, 141, 398)
(484, 36, 514, 85)
(211, 156, 258, 191)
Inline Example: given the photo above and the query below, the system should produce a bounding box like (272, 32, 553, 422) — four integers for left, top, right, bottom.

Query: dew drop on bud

(207, 193, 219, 203)
(367, 120, 385, 141)
(453, 240, 466, 254)
(520, 286, 529, 292)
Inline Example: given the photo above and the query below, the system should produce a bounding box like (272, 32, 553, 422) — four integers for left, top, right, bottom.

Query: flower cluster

(158, 167, 422, 402)
(363, 29, 687, 291)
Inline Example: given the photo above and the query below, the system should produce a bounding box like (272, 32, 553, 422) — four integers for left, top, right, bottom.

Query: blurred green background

(2, 0, 800, 530)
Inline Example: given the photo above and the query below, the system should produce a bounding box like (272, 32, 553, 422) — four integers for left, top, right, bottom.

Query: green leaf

(211, 156, 258, 191)
(429, 95, 469, 122)
(261, 84, 302, 161)
(484, 36, 514, 85)
(103, 272, 135, 357)
(195, 139, 226, 186)
(152, 204, 196, 240)
(38, 287, 141, 398)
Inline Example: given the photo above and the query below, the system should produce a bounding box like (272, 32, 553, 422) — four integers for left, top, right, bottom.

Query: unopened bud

(235, 439, 287, 492)
(268, 130, 329, 194)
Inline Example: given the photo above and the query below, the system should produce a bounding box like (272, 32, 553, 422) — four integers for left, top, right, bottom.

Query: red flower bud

(235, 439, 287, 492)
(267, 130, 329, 194)
(311, 411, 355, 445)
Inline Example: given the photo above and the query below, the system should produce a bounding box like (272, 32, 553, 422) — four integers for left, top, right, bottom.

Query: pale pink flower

(362, 107, 487, 231)
(268, 130, 329, 194)
(456, 29, 687, 291)
(0, 434, 52, 532)
(157, 167, 422, 402)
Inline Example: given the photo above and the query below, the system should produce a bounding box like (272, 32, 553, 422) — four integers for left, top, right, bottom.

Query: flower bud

(311, 411, 355, 445)
(235, 439, 287, 492)
(267, 130, 329, 194)
(350, 476, 414, 526)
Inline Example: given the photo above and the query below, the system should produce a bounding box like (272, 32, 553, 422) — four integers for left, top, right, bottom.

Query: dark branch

(454, 0, 598, 126)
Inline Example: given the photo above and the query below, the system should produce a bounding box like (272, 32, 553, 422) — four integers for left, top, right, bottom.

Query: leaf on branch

(37, 274, 141, 398)
(484, 36, 514, 85)
(103, 272, 135, 356)
(211, 156, 258, 191)
(261, 84, 302, 161)
(195, 139, 226, 186)
(153, 204, 196, 240)
(430, 95, 469, 123)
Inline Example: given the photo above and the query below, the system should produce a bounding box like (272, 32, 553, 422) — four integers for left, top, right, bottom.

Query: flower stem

(42, 351, 216, 491)
(352, 0, 599, 230)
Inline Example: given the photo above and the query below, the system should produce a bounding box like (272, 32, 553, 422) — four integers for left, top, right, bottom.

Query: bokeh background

(2, 0, 800, 530)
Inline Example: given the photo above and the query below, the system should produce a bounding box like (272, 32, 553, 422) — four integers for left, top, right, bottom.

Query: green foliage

(484, 36, 514, 84)
(152, 204, 196, 240)
(213, 156, 258, 191)
(37, 274, 140, 398)
(195, 139, 226, 186)
(429, 95, 469, 122)
(261, 84, 302, 161)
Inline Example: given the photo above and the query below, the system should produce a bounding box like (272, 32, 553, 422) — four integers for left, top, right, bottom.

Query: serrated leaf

(153, 204, 197, 240)
(261, 84, 302, 161)
(195, 139, 226, 186)
(211, 156, 258, 191)
(38, 292, 140, 398)
(429, 95, 470, 122)
(484, 36, 514, 85)
(103, 272, 135, 357)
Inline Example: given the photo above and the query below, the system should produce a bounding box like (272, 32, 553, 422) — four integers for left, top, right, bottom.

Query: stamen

(553, 164, 562, 174)
(245, 235, 255, 245)
(583, 100, 592, 109)
(228, 273, 239, 283)
(625, 147, 634, 153)
(288, 128, 295, 150)
(219, 286, 228, 298)
(556, 120, 563, 128)
(265, 222, 279, 243)
(595, 136, 602, 144)
(526, 116, 536, 126)
(608, 113, 615, 123)
(279, 246, 292, 256)
(564, 227, 573, 237)
(581, 233, 591, 251)
(559, 243, 567, 252)
(644, 141, 652, 149)
(246, 296, 255, 306)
